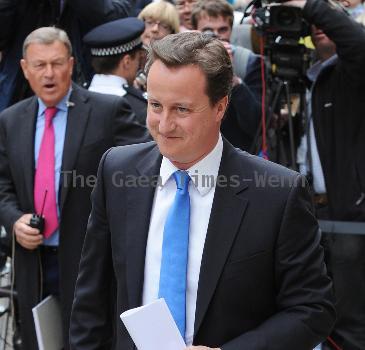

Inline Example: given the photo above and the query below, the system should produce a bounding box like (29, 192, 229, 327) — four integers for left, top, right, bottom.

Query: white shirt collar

(159, 134, 223, 196)
(89, 74, 128, 88)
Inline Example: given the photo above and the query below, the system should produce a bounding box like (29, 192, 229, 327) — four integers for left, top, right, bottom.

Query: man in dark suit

(0, 27, 149, 349)
(0, 0, 132, 112)
(70, 31, 335, 350)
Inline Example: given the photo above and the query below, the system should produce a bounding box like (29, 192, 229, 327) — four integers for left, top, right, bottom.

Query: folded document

(32, 295, 63, 350)
(120, 298, 186, 350)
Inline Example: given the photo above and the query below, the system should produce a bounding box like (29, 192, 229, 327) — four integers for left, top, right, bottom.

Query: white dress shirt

(88, 74, 127, 97)
(142, 134, 223, 345)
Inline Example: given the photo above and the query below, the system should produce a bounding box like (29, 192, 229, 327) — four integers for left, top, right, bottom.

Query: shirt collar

(307, 54, 338, 82)
(91, 74, 128, 88)
(159, 133, 223, 196)
(38, 87, 73, 116)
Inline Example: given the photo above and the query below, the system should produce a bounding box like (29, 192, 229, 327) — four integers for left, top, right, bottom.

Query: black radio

(29, 190, 47, 234)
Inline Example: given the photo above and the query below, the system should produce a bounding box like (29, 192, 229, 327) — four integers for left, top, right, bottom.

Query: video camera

(245, 0, 312, 169)
(249, 0, 311, 81)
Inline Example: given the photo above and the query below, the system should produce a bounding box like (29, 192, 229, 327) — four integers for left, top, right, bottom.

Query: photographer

(290, 0, 365, 348)
(191, 0, 262, 101)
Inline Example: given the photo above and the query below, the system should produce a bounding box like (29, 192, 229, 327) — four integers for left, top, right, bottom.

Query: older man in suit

(0, 27, 149, 349)
(70, 31, 335, 350)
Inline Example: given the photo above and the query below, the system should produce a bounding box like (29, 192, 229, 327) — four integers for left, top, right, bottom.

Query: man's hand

(186, 346, 221, 350)
(13, 214, 43, 250)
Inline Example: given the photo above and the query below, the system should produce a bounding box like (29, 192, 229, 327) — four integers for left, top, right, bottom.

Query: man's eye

(34, 63, 45, 69)
(177, 106, 189, 114)
(150, 102, 162, 110)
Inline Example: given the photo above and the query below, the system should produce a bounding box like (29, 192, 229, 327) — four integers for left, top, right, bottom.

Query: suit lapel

(60, 86, 91, 211)
(194, 141, 249, 336)
(21, 97, 38, 210)
(125, 145, 162, 308)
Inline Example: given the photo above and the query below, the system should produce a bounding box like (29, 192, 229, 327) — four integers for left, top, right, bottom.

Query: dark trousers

(315, 200, 365, 350)
(40, 246, 60, 297)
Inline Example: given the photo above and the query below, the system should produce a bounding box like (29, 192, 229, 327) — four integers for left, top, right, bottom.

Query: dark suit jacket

(123, 85, 147, 125)
(0, 84, 149, 350)
(221, 82, 261, 151)
(70, 139, 335, 350)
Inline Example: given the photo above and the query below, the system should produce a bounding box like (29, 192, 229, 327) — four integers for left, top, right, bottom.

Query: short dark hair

(191, 0, 234, 30)
(91, 48, 139, 74)
(145, 31, 233, 105)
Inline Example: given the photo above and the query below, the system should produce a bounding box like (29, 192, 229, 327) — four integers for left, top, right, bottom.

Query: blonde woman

(138, 1, 180, 45)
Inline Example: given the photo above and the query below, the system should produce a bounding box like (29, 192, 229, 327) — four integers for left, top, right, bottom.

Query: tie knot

(45, 107, 58, 124)
(173, 171, 190, 193)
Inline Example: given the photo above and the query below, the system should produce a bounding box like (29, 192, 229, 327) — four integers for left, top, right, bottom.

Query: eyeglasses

(175, 0, 197, 10)
(144, 19, 171, 32)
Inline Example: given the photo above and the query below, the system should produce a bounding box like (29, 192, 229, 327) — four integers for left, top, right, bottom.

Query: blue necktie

(159, 170, 191, 339)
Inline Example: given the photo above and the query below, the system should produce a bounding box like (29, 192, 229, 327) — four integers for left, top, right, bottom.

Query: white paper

(120, 298, 186, 350)
(32, 295, 63, 350)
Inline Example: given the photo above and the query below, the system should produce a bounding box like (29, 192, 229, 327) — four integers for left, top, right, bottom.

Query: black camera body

(252, 1, 311, 81)
(254, 4, 309, 38)
(29, 214, 44, 233)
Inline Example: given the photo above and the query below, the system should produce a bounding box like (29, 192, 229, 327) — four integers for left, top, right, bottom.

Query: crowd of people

(0, 0, 364, 349)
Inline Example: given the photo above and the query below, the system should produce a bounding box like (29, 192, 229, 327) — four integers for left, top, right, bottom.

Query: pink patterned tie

(34, 107, 58, 238)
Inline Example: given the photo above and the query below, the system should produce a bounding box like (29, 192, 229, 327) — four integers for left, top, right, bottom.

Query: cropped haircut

(145, 31, 233, 105)
(191, 0, 234, 29)
(23, 27, 72, 58)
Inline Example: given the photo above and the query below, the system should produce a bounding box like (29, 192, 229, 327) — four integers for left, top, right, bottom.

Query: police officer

(84, 18, 148, 124)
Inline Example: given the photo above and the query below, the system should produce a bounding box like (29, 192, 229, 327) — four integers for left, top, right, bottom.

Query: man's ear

(68, 56, 75, 76)
(123, 54, 132, 67)
(216, 95, 229, 122)
(20, 59, 29, 80)
(116, 54, 130, 73)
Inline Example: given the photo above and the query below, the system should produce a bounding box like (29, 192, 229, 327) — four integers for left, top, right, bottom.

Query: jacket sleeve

(303, 0, 365, 85)
(68, 0, 131, 27)
(0, 114, 24, 233)
(70, 149, 115, 349)
(222, 176, 336, 350)
(111, 97, 151, 146)
(244, 53, 262, 103)
(229, 82, 261, 137)
(0, 0, 18, 49)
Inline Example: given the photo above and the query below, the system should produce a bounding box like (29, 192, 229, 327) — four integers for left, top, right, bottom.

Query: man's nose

(213, 29, 220, 37)
(44, 63, 55, 77)
(158, 112, 176, 133)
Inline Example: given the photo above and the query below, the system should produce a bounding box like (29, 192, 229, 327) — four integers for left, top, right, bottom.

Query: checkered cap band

(91, 37, 142, 56)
